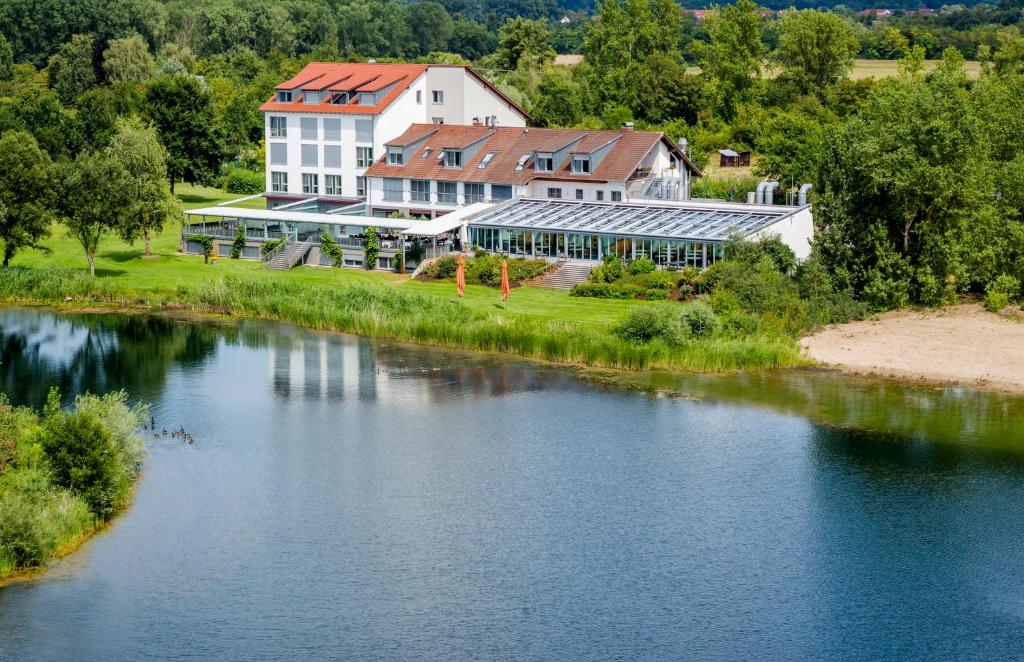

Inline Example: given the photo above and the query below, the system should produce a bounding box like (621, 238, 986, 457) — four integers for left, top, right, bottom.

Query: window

(491, 184, 513, 201)
(411, 179, 430, 202)
(437, 181, 457, 204)
(323, 118, 341, 141)
(383, 178, 403, 201)
(269, 143, 287, 165)
(575, 189, 584, 200)
(325, 174, 342, 196)
(422, 148, 432, 159)
(300, 117, 318, 140)
(356, 176, 366, 197)
(276, 91, 292, 103)
(547, 187, 562, 199)
(571, 155, 591, 174)
(354, 119, 373, 142)
(515, 154, 530, 171)
(387, 148, 404, 165)
(271, 171, 288, 193)
(269, 116, 287, 138)
(303, 90, 320, 105)
(329, 92, 348, 105)
(535, 155, 554, 172)
(596, 190, 605, 201)
(356, 146, 373, 168)
(431, 90, 444, 104)
(301, 144, 318, 167)
(442, 150, 462, 168)
(358, 92, 376, 106)
(302, 173, 318, 194)
(416, 90, 422, 104)
(611, 191, 622, 202)
(478, 151, 496, 169)
(465, 183, 485, 204)
(432, 117, 444, 125)
(324, 145, 341, 169)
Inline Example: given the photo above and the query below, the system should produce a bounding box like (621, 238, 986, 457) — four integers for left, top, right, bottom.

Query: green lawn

(12, 183, 642, 328)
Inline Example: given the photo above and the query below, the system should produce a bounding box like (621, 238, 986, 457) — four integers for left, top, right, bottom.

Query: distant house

(259, 61, 529, 208)
(554, 54, 583, 66)
(559, 15, 571, 24)
(718, 149, 751, 168)
(858, 8, 893, 17)
(686, 9, 707, 21)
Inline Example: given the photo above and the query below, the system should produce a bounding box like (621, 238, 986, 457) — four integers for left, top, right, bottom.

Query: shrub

(613, 306, 681, 345)
(364, 226, 380, 269)
(222, 169, 264, 194)
(187, 234, 213, 264)
(230, 224, 246, 259)
(570, 282, 644, 299)
(72, 391, 148, 474)
(40, 411, 130, 520)
(260, 238, 284, 256)
(681, 300, 721, 338)
(628, 257, 656, 275)
(320, 232, 343, 267)
(985, 290, 1010, 312)
(422, 255, 549, 287)
(0, 468, 93, 568)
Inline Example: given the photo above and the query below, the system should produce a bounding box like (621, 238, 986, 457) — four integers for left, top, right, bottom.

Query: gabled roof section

(365, 125, 700, 184)
(385, 126, 439, 148)
(261, 62, 429, 115)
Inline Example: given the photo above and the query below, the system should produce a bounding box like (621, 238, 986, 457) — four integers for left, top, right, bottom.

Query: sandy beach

(801, 303, 1024, 393)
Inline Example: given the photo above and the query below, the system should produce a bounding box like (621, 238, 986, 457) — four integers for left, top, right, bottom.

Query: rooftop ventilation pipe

(622, 122, 634, 130)
(765, 181, 780, 205)
(754, 181, 769, 205)
(798, 183, 813, 206)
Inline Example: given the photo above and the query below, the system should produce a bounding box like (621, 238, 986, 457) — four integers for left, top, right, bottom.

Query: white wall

(751, 207, 815, 261)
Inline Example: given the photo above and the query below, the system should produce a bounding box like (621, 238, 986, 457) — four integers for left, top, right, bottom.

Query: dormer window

(303, 90, 320, 104)
(276, 90, 293, 103)
(442, 149, 462, 168)
(478, 151, 496, 169)
(571, 155, 591, 174)
(329, 92, 349, 104)
(387, 147, 404, 165)
(358, 92, 376, 106)
(535, 154, 554, 172)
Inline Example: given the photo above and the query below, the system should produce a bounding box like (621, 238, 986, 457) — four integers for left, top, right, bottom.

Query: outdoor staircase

(264, 238, 315, 270)
(533, 261, 594, 290)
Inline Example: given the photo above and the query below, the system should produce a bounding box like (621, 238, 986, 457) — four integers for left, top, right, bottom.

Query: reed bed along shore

(0, 267, 809, 373)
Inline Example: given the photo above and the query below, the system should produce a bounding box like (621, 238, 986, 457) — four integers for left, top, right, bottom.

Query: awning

(399, 203, 492, 237)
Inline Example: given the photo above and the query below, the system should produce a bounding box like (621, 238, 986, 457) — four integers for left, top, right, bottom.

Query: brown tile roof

(365, 125, 699, 184)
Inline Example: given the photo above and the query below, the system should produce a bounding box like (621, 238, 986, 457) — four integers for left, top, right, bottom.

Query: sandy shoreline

(801, 303, 1024, 394)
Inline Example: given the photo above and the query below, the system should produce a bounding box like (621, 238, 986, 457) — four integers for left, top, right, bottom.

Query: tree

(405, 2, 454, 57)
(0, 132, 55, 267)
(775, 10, 859, 97)
(753, 112, 824, 187)
(106, 117, 180, 257)
(0, 33, 13, 81)
(450, 19, 498, 61)
(495, 18, 555, 71)
(697, 0, 766, 118)
(58, 152, 132, 275)
(143, 74, 223, 192)
(47, 34, 97, 100)
(102, 35, 155, 85)
(77, 83, 143, 149)
(531, 69, 584, 127)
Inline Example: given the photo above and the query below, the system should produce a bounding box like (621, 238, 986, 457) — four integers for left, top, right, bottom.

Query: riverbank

(801, 302, 1024, 394)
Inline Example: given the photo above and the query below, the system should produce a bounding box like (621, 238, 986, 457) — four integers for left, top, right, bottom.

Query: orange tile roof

(366, 125, 700, 185)
(260, 62, 429, 115)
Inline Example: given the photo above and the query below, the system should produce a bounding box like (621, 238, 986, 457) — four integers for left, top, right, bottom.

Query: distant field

(565, 55, 982, 80)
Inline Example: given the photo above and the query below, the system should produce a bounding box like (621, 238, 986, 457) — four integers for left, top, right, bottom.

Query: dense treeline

(1, 0, 1024, 313)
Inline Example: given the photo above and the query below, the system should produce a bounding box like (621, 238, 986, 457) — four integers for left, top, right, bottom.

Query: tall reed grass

(0, 267, 809, 372)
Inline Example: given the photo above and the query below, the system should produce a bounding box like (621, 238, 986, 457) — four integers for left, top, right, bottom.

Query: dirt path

(801, 303, 1024, 393)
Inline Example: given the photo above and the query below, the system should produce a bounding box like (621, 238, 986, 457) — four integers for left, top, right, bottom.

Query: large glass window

(269, 116, 287, 138)
(436, 181, 457, 204)
(325, 175, 342, 196)
(271, 171, 287, 192)
(356, 146, 373, 168)
(383, 178, 403, 202)
(465, 183, 485, 203)
(442, 150, 462, 168)
(547, 187, 562, 199)
(301, 144, 318, 167)
(356, 176, 366, 197)
(410, 179, 430, 202)
(490, 184, 513, 201)
(302, 173, 318, 194)
(300, 117, 318, 140)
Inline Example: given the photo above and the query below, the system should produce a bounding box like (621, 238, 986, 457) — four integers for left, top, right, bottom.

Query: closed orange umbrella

(500, 259, 510, 302)
(456, 253, 466, 299)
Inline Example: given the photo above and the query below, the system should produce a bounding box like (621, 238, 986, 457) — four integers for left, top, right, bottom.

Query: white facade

(263, 66, 527, 202)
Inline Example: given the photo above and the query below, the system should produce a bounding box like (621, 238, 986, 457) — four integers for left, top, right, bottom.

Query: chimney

(678, 137, 688, 156)
(622, 122, 634, 131)
(472, 117, 481, 126)
(367, 58, 376, 64)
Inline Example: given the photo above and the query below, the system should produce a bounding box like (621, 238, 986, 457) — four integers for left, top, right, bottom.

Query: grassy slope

(11, 184, 643, 327)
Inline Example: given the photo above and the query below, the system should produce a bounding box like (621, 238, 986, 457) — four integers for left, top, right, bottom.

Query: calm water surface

(1, 307, 1024, 661)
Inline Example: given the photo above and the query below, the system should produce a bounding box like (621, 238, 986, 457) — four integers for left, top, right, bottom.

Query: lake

(1, 307, 1024, 661)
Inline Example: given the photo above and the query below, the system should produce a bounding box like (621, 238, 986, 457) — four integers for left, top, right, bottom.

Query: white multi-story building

(260, 62, 529, 208)
(362, 124, 701, 218)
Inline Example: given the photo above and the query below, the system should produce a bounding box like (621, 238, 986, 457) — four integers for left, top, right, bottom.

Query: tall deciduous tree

(102, 35, 155, 85)
(405, 2, 454, 57)
(775, 10, 859, 97)
(0, 131, 55, 267)
(697, 0, 766, 119)
(0, 33, 13, 81)
(47, 34, 97, 101)
(106, 117, 180, 257)
(496, 18, 555, 71)
(143, 74, 223, 192)
(59, 152, 132, 276)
